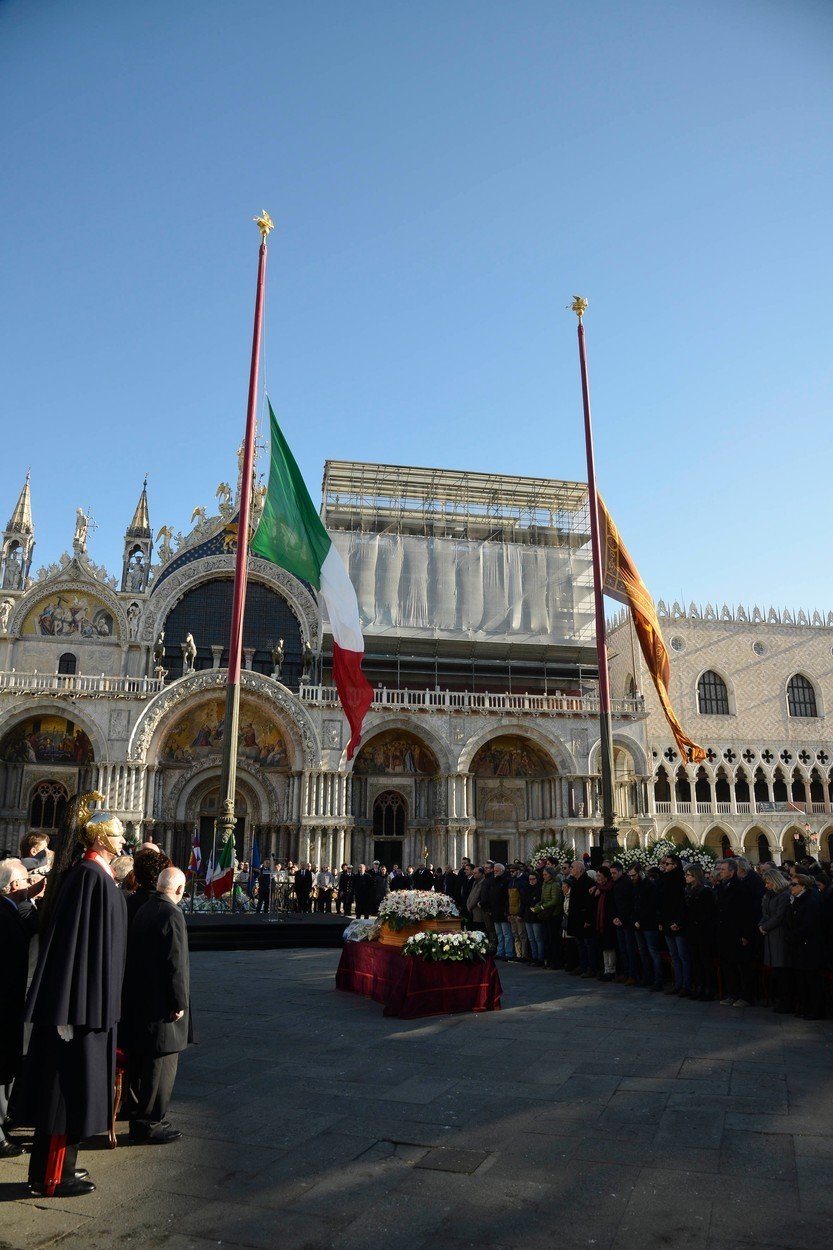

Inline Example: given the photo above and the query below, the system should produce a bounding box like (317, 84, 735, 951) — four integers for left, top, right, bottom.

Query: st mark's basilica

(5, 449, 832, 870)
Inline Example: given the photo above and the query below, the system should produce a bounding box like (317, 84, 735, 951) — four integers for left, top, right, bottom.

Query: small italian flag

(252, 401, 373, 758)
(205, 834, 234, 899)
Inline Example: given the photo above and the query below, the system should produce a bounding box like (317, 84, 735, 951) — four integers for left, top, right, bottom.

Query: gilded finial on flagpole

(254, 210, 274, 240)
(570, 295, 588, 320)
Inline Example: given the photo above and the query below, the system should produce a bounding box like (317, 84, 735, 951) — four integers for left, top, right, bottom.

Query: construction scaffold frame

(322, 460, 590, 547)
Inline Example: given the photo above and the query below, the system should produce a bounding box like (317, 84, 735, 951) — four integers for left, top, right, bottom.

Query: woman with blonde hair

(759, 868, 791, 1013)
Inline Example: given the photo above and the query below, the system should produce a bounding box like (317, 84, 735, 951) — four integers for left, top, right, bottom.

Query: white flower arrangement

(613, 839, 717, 872)
(343, 918, 381, 942)
(376, 890, 459, 931)
(402, 929, 488, 963)
(530, 840, 575, 866)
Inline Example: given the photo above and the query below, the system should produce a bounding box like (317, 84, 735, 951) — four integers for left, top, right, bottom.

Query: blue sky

(2, 0, 832, 610)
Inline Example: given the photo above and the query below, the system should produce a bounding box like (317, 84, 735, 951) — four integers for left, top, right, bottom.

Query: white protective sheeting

(329, 530, 595, 646)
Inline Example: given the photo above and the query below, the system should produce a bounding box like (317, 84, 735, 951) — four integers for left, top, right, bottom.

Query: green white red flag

(252, 400, 373, 758)
(205, 834, 234, 899)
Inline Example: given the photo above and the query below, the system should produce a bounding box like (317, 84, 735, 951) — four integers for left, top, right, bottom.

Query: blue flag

(248, 837, 261, 897)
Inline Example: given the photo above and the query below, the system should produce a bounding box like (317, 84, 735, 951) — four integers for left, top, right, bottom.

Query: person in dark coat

(388, 864, 408, 892)
(20, 795, 128, 1197)
(440, 866, 459, 903)
(412, 863, 434, 890)
(336, 864, 354, 914)
(122, 868, 191, 1143)
(294, 862, 313, 913)
(564, 861, 595, 975)
(715, 857, 761, 1006)
(632, 865, 664, 989)
(658, 853, 691, 994)
(758, 868, 792, 1012)
(784, 875, 824, 1020)
(352, 864, 375, 919)
(255, 856, 273, 915)
(0, 859, 40, 1157)
(610, 863, 639, 983)
(817, 871, 833, 971)
(126, 847, 172, 929)
(592, 865, 618, 980)
(684, 864, 718, 1000)
(485, 864, 512, 960)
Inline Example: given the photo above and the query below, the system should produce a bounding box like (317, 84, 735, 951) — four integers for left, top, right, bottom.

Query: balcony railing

(299, 684, 646, 717)
(0, 671, 165, 697)
(654, 797, 831, 820)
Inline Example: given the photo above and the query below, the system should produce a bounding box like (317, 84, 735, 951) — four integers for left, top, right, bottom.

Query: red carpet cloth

(336, 941, 502, 1018)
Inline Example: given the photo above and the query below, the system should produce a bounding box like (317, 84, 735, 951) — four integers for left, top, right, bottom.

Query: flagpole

(571, 297, 617, 854)
(216, 211, 274, 864)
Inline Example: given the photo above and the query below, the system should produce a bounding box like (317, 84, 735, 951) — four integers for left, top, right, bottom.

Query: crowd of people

(0, 807, 191, 1198)
(249, 858, 441, 915)
(322, 851, 833, 1020)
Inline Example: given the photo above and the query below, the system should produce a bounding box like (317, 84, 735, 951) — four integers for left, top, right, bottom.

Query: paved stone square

(2, 951, 833, 1250)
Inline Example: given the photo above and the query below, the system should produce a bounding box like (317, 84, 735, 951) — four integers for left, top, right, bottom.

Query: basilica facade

(0, 460, 650, 868)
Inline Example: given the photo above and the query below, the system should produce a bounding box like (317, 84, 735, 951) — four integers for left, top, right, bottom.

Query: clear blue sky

(2, 0, 831, 610)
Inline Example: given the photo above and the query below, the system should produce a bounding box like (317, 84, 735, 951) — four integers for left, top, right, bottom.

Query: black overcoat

(0, 898, 37, 1082)
(19, 858, 127, 1140)
(784, 889, 823, 971)
(122, 893, 191, 1055)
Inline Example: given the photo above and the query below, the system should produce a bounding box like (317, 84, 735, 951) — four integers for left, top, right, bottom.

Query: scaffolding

(322, 460, 590, 547)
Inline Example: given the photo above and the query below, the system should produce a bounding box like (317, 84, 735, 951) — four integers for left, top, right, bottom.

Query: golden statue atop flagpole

(570, 295, 588, 320)
(254, 210, 274, 240)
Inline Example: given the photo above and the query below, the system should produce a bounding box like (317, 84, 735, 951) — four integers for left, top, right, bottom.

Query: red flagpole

(216, 212, 273, 859)
(572, 297, 617, 846)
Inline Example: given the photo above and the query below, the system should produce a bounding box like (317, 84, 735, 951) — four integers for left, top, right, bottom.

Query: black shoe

(0, 1141, 23, 1158)
(28, 1178, 96, 1197)
(131, 1126, 182, 1145)
(69, 1169, 90, 1181)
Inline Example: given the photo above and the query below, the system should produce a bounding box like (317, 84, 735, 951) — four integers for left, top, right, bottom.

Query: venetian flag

(187, 828, 201, 875)
(252, 400, 373, 758)
(248, 836, 261, 897)
(206, 834, 235, 899)
(599, 496, 706, 764)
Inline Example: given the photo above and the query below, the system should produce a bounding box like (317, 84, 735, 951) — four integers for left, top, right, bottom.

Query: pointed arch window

(787, 674, 817, 718)
(697, 671, 730, 715)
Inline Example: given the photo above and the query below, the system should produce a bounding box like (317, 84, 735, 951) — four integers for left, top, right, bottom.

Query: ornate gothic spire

(126, 476, 151, 539)
(7, 470, 33, 535)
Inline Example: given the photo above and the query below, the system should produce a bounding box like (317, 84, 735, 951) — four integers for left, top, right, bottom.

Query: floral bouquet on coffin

(402, 930, 488, 963)
(376, 890, 461, 947)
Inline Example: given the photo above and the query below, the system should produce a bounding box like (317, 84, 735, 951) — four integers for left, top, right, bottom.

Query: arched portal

(352, 729, 439, 867)
(471, 734, 558, 862)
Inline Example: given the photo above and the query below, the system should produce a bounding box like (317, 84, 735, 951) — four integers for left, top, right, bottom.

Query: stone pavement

(2, 951, 833, 1250)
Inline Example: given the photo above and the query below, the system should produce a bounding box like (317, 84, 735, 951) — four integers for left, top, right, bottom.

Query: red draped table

(336, 940, 502, 1018)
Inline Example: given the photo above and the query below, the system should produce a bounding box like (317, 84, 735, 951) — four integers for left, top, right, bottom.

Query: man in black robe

(21, 795, 127, 1197)
(122, 867, 191, 1144)
(0, 859, 40, 1158)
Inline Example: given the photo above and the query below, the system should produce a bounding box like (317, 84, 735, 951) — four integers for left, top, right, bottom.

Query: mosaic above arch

(22, 591, 116, 640)
(471, 735, 554, 778)
(353, 730, 439, 776)
(0, 714, 94, 765)
(160, 696, 290, 771)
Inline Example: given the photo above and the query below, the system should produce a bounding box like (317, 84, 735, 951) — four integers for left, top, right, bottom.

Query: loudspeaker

(589, 846, 604, 869)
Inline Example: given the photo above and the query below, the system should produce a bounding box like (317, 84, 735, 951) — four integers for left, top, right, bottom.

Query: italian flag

(205, 834, 234, 899)
(252, 400, 373, 758)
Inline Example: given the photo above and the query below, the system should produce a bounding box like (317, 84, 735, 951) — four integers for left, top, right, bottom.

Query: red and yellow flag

(599, 497, 705, 764)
